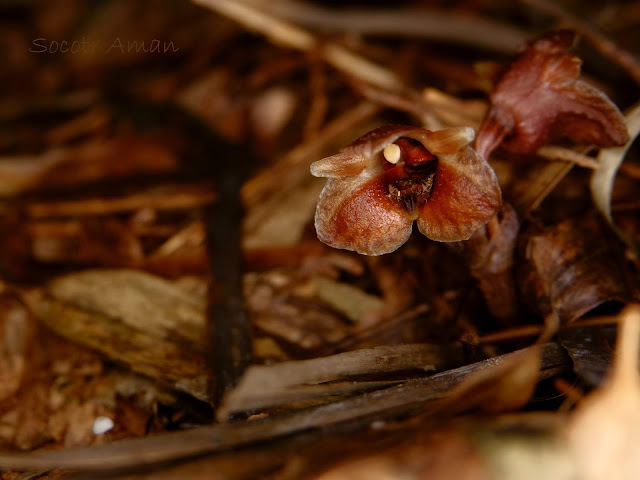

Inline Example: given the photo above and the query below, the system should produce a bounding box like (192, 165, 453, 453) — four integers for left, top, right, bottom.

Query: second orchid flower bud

(311, 125, 502, 255)
(475, 30, 629, 159)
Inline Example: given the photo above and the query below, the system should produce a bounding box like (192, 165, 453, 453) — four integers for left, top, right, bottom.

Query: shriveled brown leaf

(518, 216, 635, 323)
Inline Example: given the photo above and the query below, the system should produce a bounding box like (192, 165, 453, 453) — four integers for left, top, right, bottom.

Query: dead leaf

(518, 216, 634, 323)
(22, 269, 210, 400)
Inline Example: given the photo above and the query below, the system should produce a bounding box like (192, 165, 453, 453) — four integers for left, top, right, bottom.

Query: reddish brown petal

(315, 174, 413, 255)
(413, 126, 475, 154)
(417, 146, 501, 242)
(548, 81, 631, 146)
(310, 151, 370, 178)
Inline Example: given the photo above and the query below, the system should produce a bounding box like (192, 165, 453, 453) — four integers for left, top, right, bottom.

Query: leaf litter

(0, 1, 639, 479)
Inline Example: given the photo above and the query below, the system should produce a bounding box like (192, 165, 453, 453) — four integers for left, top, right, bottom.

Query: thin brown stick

(479, 314, 622, 344)
(242, 101, 380, 206)
(354, 82, 441, 129)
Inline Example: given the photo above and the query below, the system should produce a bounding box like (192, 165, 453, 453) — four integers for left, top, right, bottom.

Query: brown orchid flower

(310, 125, 502, 255)
(475, 30, 629, 159)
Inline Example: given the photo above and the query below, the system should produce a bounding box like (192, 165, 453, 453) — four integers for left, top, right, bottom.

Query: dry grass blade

(192, 0, 402, 91)
(591, 102, 640, 224)
(513, 161, 574, 215)
(536, 146, 599, 170)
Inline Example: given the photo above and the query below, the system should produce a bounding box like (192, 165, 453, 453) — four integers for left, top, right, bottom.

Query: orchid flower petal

(315, 175, 413, 255)
(417, 146, 502, 242)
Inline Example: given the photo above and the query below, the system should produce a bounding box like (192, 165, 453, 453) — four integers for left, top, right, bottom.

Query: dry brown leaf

(22, 269, 209, 400)
(518, 216, 634, 323)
